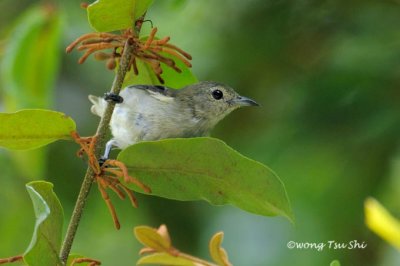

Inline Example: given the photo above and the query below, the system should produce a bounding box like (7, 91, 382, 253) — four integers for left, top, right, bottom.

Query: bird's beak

(232, 95, 259, 107)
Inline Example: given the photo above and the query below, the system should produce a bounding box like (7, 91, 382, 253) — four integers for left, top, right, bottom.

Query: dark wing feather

(127, 85, 177, 102)
(128, 85, 176, 97)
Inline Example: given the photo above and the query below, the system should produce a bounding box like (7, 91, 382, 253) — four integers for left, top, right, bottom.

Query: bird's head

(176, 81, 259, 129)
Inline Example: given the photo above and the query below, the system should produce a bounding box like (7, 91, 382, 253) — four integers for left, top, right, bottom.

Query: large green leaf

(123, 53, 198, 89)
(87, 0, 154, 32)
(118, 138, 293, 222)
(24, 181, 64, 266)
(0, 4, 62, 110)
(0, 109, 76, 150)
(0, 4, 62, 179)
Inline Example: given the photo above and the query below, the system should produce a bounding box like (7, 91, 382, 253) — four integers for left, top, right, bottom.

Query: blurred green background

(1, 0, 400, 265)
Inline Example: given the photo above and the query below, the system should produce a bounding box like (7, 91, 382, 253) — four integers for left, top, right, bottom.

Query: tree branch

(59, 38, 134, 264)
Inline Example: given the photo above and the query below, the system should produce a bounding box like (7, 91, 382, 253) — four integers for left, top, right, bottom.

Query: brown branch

(59, 38, 135, 264)
(0, 255, 23, 264)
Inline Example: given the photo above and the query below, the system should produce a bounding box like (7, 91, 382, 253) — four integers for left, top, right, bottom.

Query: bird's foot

(104, 92, 123, 103)
(71, 257, 101, 266)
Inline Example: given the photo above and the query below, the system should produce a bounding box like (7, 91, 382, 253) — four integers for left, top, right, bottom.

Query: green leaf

(134, 0, 155, 20)
(137, 252, 195, 266)
(24, 181, 64, 266)
(134, 226, 171, 252)
(0, 4, 62, 110)
(87, 0, 154, 32)
(0, 109, 76, 150)
(123, 52, 198, 89)
(209, 232, 231, 266)
(118, 137, 293, 222)
(0, 5, 63, 179)
(330, 260, 341, 266)
(365, 197, 400, 249)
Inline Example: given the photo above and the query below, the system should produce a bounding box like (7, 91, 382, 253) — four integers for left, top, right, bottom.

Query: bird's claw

(104, 92, 124, 103)
(98, 156, 107, 166)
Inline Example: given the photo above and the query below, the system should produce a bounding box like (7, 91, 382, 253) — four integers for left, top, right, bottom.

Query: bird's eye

(212, 89, 223, 100)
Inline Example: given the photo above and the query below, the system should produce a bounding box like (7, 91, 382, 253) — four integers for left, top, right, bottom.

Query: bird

(89, 81, 259, 158)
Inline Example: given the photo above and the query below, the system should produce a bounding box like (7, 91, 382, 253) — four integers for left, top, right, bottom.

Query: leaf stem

(178, 252, 219, 266)
(59, 38, 134, 264)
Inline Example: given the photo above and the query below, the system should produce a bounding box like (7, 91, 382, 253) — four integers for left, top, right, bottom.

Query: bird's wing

(88, 85, 176, 117)
(128, 85, 176, 103)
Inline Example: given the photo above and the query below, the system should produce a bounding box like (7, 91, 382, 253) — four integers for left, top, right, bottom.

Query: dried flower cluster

(71, 131, 150, 230)
(66, 27, 192, 84)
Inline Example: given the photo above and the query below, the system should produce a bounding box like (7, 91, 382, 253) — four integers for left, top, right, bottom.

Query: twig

(59, 38, 135, 264)
(178, 253, 219, 266)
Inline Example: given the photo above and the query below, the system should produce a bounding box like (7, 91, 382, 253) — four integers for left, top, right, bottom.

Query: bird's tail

(88, 95, 106, 117)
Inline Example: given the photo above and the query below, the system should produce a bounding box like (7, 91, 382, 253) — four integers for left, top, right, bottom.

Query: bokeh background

(1, 0, 400, 265)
